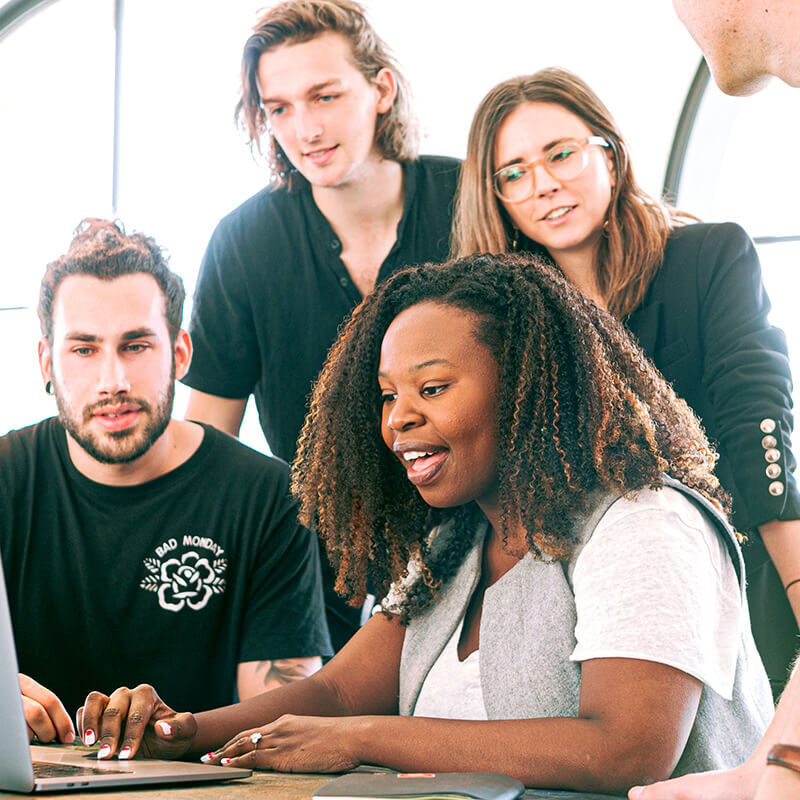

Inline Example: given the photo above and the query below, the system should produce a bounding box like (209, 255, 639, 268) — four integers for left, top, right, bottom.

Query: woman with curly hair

(78, 252, 771, 794)
(451, 67, 800, 698)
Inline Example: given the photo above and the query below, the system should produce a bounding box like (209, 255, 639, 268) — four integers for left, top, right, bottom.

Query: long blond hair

(236, 0, 418, 190)
(451, 68, 693, 318)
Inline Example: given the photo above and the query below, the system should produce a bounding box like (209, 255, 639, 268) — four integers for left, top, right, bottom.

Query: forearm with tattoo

(237, 656, 322, 700)
(254, 658, 319, 691)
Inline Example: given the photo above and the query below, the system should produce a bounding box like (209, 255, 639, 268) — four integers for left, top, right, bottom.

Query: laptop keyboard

(34, 761, 127, 777)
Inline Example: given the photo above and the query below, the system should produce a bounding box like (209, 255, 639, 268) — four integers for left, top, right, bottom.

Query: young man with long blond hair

(180, 1, 459, 651)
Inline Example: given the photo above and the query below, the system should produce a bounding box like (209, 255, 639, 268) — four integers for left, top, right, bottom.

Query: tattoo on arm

(254, 658, 318, 690)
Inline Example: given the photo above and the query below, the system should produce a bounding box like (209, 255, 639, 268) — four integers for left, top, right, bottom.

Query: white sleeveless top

(413, 616, 488, 720)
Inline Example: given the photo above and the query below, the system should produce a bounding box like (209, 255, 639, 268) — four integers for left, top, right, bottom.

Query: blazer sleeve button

(769, 481, 785, 496)
(762, 435, 778, 449)
(766, 463, 783, 479)
(760, 418, 777, 434)
(765, 448, 781, 463)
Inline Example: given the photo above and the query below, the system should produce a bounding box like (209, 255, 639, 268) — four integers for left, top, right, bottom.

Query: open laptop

(0, 556, 251, 792)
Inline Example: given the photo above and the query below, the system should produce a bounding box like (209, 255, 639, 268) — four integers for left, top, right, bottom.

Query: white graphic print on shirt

(140, 535, 227, 612)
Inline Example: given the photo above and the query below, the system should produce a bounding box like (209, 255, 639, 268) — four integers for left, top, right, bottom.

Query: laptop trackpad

(34, 762, 128, 778)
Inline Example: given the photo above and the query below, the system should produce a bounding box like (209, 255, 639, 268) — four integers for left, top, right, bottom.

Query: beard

(53, 372, 175, 466)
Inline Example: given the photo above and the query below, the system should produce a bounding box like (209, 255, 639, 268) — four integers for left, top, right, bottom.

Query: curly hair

(38, 218, 185, 345)
(292, 252, 729, 622)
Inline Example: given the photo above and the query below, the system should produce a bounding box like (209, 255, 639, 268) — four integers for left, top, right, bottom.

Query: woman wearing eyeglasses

(451, 67, 800, 700)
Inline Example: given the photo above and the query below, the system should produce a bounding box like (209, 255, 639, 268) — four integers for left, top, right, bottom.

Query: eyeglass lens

(495, 140, 589, 203)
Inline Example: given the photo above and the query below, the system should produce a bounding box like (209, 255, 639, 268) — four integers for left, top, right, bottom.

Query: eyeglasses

(493, 136, 610, 204)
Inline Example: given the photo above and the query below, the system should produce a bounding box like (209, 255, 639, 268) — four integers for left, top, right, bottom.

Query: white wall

(367, 1, 701, 193)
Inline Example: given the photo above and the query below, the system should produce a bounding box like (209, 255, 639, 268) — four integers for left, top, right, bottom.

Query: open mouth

(400, 448, 449, 486)
(542, 205, 576, 221)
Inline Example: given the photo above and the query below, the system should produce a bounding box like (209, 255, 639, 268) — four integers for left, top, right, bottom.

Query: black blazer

(627, 222, 799, 532)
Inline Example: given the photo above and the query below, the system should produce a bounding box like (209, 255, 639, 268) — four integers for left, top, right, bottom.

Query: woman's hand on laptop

(76, 684, 198, 761)
(19, 673, 75, 744)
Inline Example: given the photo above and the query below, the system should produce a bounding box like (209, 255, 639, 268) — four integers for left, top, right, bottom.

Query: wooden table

(1, 746, 624, 798)
(0, 774, 624, 799)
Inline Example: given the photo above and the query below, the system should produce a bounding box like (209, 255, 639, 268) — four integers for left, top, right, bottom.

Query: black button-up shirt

(184, 155, 461, 463)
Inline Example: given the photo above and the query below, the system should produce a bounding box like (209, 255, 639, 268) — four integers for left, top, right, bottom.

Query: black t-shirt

(0, 419, 332, 716)
(182, 155, 461, 463)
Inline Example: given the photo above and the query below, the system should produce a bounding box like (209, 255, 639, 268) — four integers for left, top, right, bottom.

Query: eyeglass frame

(492, 135, 611, 204)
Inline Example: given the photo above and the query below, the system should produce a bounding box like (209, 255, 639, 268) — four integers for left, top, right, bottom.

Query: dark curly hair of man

(292, 251, 729, 622)
(38, 218, 184, 346)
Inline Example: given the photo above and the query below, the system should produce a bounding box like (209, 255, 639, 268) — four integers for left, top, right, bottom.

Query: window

(0, 0, 702, 444)
(0, 0, 267, 443)
(0, 0, 114, 432)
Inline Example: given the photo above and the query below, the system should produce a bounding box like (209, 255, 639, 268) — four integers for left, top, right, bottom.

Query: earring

(511, 228, 519, 252)
(45, 381, 53, 395)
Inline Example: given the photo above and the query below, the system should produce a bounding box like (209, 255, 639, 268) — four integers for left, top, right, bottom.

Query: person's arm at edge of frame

(629, 653, 800, 800)
(758, 519, 800, 625)
(184, 389, 247, 438)
(754, 655, 800, 799)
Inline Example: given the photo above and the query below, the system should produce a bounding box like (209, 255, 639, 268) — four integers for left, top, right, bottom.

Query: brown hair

(451, 67, 695, 318)
(292, 251, 727, 621)
(38, 218, 185, 345)
(236, 0, 418, 189)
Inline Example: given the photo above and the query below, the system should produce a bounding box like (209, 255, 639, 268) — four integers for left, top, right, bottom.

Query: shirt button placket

(329, 238, 350, 291)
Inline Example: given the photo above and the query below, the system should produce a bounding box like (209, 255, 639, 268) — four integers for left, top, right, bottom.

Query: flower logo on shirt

(140, 548, 227, 612)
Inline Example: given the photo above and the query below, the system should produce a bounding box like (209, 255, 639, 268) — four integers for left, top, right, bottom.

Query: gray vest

(399, 478, 774, 776)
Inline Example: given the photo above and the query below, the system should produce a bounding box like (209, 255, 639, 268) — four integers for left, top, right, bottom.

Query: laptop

(0, 556, 251, 792)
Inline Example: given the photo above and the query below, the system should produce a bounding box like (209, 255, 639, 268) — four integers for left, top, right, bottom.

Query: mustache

(81, 397, 152, 423)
